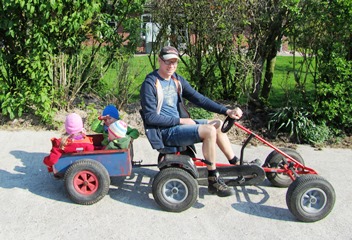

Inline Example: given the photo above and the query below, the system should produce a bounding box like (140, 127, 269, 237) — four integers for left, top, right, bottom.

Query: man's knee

(199, 124, 217, 139)
(208, 119, 223, 129)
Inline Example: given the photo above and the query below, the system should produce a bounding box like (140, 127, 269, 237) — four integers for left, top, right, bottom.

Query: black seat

(139, 109, 196, 158)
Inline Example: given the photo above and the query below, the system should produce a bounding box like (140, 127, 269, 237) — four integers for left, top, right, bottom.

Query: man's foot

(229, 156, 263, 167)
(208, 175, 235, 197)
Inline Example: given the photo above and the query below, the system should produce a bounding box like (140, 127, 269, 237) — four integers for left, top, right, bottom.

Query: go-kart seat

(139, 109, 197, 160)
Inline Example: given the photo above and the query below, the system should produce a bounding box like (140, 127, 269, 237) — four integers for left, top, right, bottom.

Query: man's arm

(178, 76, 228, 115)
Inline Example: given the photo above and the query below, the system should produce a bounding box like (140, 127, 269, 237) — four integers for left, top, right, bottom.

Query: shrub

(187, 107, 214, 120)
(268, 106, 313, 143)
(301, 121, 332, 145)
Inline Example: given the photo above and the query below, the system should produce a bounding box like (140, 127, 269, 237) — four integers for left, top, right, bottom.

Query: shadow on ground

(0, 150, 70, 203)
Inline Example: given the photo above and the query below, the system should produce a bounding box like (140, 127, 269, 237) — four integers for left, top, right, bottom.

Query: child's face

(104, 117, 117, 127)
(108, 131, 115, 141)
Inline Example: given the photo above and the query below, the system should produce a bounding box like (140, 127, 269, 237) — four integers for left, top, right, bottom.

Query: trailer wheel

(64, 159, 110, 205)
(264, 148, 305, 187)
(286, 174, 335, 222)
(152, 168, 198, 212)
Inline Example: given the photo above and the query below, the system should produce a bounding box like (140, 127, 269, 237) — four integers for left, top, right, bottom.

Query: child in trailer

(91, 104, 139, 146)
(43, 113, 94, 172)
(105, 120, 132, 150)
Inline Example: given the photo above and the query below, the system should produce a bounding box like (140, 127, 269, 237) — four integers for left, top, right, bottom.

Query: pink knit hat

(65, 113, 84, 135)
(108, 120, 128, 140)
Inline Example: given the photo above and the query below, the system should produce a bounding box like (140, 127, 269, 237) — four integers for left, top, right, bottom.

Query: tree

(0, 0, 144, 122)
(149, 0, 248, 100)
(289, 0, 352, 132)
(243, 0, 299, 107)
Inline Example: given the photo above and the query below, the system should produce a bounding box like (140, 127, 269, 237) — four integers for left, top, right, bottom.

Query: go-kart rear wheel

(264, 148, 305, 187)
(152, 167, 198, 212)
(286, 174, 335, 222)
(64, 159, 110, 205)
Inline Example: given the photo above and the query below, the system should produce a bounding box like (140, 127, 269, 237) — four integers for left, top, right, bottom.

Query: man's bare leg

(198, 123, 235, 197)
(208, 120, 236, 161)
(198, 124, 217, 170)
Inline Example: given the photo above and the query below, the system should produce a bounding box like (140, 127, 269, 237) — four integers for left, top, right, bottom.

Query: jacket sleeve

(140, 74, 180, 127)
(43, 138, 63, 167)
(127, 126, 140, 139)
(178, 74, 228, 115)
(91, 119, 104, 133)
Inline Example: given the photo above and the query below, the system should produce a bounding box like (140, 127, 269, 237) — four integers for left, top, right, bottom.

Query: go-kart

(150, 117, 335, 222)
(50, 117, 335, 222)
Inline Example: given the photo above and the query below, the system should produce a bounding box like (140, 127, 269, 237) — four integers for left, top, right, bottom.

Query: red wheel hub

(73, 170, 99, 195)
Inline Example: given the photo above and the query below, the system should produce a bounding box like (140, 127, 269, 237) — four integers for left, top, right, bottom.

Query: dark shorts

(160, 119, 208, 147)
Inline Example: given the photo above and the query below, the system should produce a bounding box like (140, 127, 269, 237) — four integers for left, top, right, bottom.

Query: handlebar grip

(221, 116, 235, 133)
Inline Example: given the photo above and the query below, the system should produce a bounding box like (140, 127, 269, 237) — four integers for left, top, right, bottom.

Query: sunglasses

(161, 58, 178, 66)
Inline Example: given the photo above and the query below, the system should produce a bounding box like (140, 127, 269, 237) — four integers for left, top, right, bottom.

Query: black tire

(64, 159, 110, 205)
(152, 168, 198, 212)
(286, 174, 335, 222)
(264, 148, 305, 187)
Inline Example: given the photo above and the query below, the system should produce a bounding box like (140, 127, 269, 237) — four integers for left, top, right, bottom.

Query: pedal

(224, 176, 245, 186)
(238, 176, 245, 184)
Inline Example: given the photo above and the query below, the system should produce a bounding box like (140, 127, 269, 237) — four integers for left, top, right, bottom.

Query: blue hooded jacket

(140, 70, 228, 150)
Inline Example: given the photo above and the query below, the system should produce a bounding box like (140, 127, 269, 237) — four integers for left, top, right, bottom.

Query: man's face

(158, 57, 178, 77)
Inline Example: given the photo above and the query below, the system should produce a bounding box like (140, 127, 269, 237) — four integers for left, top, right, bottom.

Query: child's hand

(98, 115, 117, 127)
(98, 115, 110, 121)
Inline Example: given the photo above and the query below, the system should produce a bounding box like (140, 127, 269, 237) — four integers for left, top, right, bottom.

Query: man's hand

(226, 107, 243, 120)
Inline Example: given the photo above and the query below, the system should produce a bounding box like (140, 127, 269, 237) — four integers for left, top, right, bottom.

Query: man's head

(159, 46, 179, 60)
(158, 46, 179, 78)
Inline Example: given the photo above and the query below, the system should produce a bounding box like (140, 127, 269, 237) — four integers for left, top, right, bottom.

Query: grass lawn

(268, 56, 315, 108)
(101, 54, 314, 107)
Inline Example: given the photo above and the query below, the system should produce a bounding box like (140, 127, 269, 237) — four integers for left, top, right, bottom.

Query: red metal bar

(234, 122, 316, 172)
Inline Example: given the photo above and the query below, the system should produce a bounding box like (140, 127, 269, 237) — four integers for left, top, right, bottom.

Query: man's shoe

(208, 175, 235, 197)
(230, 156, 263, 167)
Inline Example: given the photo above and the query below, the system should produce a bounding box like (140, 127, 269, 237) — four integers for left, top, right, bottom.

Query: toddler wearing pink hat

(105, 120, 133, 150)
(65, 113, 84, 137)
(108, 120, 128, 141)
(43, 113, 94, 172)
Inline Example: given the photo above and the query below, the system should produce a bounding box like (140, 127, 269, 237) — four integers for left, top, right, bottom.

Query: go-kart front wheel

(264, 148, 305, 188)
(64, 159, 110, 205)
(152, 167, 198, 212)
(286, 174, 335, 222)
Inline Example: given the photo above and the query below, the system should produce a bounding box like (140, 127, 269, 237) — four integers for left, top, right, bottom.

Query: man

(140, 46, 245, 197)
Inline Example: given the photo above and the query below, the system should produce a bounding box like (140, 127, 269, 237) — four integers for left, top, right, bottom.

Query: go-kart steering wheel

(221, 116, 236, 133)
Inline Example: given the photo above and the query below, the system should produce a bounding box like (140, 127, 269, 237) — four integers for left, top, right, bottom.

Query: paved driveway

(1, 130, 351, 240)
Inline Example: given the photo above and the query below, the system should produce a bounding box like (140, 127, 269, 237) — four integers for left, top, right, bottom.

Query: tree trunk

(261, 54, 277, 100)
(251, 55, 264, 101)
